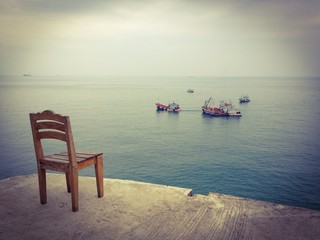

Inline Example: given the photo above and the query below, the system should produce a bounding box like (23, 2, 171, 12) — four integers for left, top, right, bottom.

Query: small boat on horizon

(155, 101, 181, 112)
(202, 97, 242, 117)
(187, 89, 194, 93)
(239, 95, 250, 103)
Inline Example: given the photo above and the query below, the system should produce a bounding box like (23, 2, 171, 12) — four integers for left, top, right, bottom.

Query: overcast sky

(0, 0, 319, 77)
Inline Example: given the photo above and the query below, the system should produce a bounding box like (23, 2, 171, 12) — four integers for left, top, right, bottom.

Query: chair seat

(41, 152, 103, 172)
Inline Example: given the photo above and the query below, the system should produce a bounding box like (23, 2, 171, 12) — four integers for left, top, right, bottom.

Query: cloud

(0, 0, 319, 76)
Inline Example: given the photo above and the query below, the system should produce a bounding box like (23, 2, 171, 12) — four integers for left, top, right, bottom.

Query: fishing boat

(155, 102, 168, 111)
(239, 95, 250, 103)
(187, 89, 194, 93)
(167, 102, 181, 112)
(202, 97, 241, 117)
(155, 102, 181, 112)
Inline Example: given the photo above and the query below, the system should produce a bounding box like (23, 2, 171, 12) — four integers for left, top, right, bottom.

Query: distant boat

(187, 89, 194, 93)
(155, 101, 181, 112)
(23, 73, 32, 77)
(202, 97, 242, 117)
(239, 95, 250, 103)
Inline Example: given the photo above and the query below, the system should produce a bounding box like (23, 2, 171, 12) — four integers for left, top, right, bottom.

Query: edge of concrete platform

(106, 177, 193, 197)
(0, 173, 317, 211)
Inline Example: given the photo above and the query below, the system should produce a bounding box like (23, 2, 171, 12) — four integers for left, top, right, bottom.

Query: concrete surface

(1, 174, 320, 240)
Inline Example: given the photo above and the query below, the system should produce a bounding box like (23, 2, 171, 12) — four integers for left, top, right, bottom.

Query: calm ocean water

(0, 76, 319, 210)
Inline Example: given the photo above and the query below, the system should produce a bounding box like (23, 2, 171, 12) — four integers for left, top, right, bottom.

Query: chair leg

(95, 155, 104, 198)
(65, 173, 71, 193)
(37, 168, 47, 204)
(70, 170, 79, 212)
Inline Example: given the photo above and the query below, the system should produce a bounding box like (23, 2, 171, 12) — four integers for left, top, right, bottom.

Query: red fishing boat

(155, 102, 181, 112)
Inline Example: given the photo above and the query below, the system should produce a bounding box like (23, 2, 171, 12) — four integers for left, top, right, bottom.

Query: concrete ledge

(1, 174, 320, 240)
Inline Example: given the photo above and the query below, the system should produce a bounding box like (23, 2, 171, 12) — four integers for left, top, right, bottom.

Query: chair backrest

(29, 110, 77, 167)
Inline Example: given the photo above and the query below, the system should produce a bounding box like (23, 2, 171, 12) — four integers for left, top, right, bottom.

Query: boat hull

(202, 107, 241, 117)
(167, 108, 181, 112)
(239, 99, 250, 103)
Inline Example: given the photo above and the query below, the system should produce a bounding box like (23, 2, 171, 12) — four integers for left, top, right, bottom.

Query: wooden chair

(29, 110, 104, 212)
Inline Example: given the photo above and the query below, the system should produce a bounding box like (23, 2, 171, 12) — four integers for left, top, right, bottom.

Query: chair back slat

(37, 121, 65, 132)
(38, 131, 67, 141)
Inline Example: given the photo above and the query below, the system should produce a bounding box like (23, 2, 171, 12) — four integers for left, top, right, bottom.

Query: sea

(0, 75, 319, 210)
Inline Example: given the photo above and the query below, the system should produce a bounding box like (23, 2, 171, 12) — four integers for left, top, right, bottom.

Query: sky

(0, 0, 319, 77)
